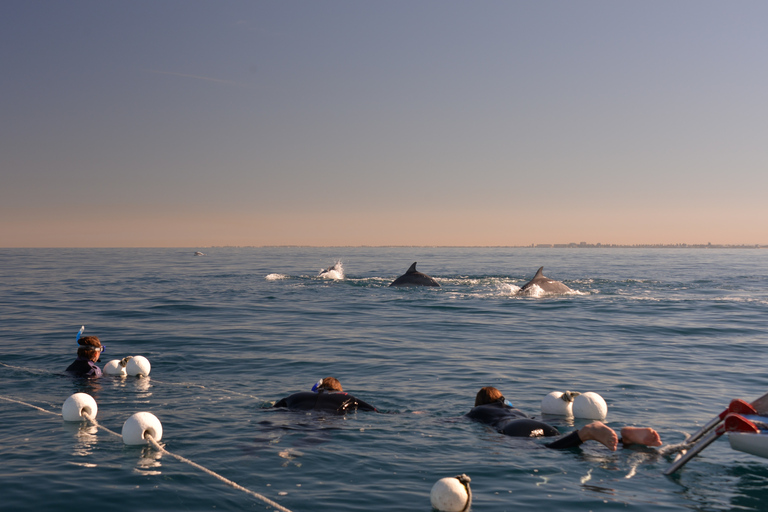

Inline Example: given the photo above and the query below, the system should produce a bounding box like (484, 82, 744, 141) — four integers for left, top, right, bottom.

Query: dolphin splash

(389, 262, 440, 288)
(518, 267, 572, 295)
(319, 261, 344, 279)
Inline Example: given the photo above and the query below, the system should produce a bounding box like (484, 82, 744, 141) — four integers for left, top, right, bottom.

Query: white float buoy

(430, 474, 472, 512)
(122, 412, 163, 445)
(62, 393, 98, 422)
(103, 359, 127, 376)
(126, 355, 151, 377)
(573, 392, 608, 420)
(541, 391, 575, 416)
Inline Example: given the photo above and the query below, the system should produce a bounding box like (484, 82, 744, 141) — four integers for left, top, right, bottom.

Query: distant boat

(194, 251, 205, 256)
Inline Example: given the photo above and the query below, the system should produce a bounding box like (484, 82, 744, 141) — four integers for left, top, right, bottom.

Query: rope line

(83, 412, 122, 438)
(0, 361, 54, 376)
(3, 394, 294, 512)
(0, 395, 59, 415)
(145, 434, 295, 512)
(658, 440, 694, 457)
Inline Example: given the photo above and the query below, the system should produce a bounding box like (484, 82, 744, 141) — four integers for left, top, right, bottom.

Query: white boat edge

(728, 432, 768, 459)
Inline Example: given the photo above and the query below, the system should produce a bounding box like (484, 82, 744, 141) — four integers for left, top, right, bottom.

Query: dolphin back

(389, 262, 440, 287)
(519, 266, 572, 294)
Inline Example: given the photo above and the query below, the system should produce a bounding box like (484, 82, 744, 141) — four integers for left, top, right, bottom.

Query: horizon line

(1, 243, 766, 250)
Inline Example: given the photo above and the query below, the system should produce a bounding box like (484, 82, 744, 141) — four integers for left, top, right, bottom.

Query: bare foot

(620, 427, 662, 447)
(578, 421, 618, 451)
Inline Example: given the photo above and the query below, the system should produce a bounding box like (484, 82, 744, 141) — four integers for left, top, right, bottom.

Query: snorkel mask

(76, 326, 106, 360)
(497, 395, 513, 408)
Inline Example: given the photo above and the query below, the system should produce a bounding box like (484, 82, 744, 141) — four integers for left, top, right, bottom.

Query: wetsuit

(273, 391, 377, 415)
(466, 401, 583, 449)
(65, 357, 102, 378)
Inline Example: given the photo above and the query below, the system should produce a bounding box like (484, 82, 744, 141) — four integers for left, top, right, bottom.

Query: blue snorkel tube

(311, 379, 323, 392)
(76, 326, 85, 343)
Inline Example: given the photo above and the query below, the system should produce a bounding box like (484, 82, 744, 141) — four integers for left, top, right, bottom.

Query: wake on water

(265, 263, 592, 298)
(266, 262, 345, 281)
(516, 283, 589, 298)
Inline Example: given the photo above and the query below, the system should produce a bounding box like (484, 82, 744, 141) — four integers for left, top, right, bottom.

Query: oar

(686, 399, 757, 445)
(725, 414, 760, 434)
(664, 413, 760, 475)
(665, 393, 768, 476)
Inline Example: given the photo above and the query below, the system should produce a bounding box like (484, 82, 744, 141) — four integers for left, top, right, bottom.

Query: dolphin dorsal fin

(534, 267, 544, 278)
(406, 262, 418, 273)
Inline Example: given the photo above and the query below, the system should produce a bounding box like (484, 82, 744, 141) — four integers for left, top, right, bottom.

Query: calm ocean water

(2, 247, 768, 512)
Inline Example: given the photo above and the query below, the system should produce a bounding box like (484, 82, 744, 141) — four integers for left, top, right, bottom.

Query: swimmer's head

(475, 386, 505, 407)
(77, 336, 103, 362)
(317, 377, 343, 392)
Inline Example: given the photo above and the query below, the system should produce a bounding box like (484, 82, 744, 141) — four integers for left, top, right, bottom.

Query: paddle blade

(729, 399, 757, 416)
(725, 414, 760, 434)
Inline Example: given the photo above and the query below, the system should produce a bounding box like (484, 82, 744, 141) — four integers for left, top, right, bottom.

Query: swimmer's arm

(356, 399, 378, 412)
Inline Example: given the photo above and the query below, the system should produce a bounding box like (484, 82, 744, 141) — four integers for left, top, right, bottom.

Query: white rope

(0, 395, 59, 415)
(658, 440, 694, 457)
(2, 394, 295, 512)
(82, 412, 122, 438)
(0, 361, 54, 376)
(144, 434, 295, 512)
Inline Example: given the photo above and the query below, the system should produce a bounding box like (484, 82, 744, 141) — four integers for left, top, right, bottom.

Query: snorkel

(75, 326, 105, 362)
(311, 379, 323, 392)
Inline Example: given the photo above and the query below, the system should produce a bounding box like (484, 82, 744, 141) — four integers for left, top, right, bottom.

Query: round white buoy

(126, 355, 151, 377)
(430, 475, 471, 512)
(62, 393, 98, 422)
(122, 412, 163, 445)
(573, 392, 608, 420)
(541, 391, 574, 416)
(103, 359, 127, 376)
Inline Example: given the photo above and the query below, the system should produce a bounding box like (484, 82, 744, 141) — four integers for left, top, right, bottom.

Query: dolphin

(389, 262, 440, 287)
(319, 261, 344, 279)
(518, 267, 572, 295)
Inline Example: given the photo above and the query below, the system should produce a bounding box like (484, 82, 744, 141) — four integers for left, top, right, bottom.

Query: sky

(2, 1, 767, 247)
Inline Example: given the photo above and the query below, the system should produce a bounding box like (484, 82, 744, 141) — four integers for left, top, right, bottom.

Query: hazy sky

(2, 1, 767, 247)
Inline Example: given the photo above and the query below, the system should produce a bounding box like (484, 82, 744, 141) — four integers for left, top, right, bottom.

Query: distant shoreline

(528, 243, 765, 249)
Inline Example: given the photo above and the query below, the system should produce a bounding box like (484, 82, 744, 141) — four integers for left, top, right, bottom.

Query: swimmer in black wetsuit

(65, 335, 104, 379)
(467, 387, 662, 450)
(272, 377, 377, 415)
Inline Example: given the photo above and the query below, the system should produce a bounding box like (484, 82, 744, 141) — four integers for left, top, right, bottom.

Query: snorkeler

(65, 331, 104, 379)
(467, 387, 661, 450)
(272, 377, 377, 414)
